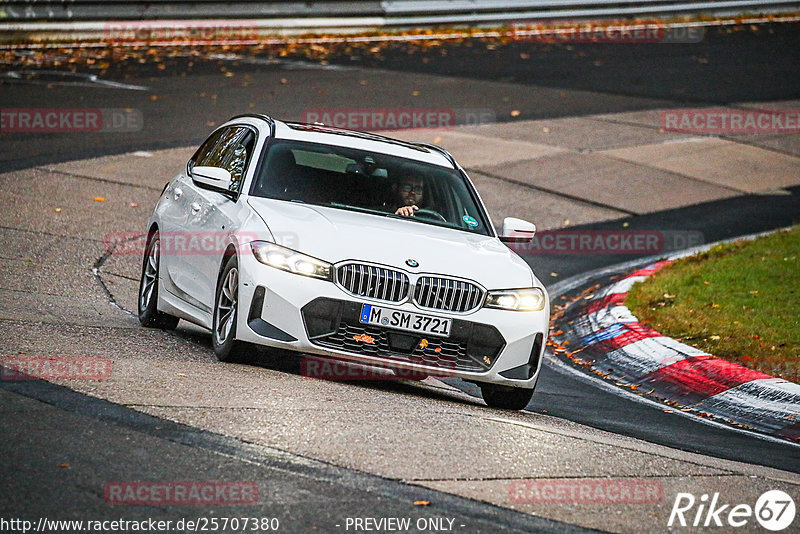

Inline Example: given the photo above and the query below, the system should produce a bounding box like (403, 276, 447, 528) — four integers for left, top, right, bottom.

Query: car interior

(251, 139, 490, 235)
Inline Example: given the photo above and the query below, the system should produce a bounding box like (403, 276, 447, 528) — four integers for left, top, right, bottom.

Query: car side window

(188, 129, 224, 174)
(189, 126, 256, 194)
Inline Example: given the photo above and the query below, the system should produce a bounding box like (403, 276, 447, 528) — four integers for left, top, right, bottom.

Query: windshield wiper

(327, 203, 394, 217)
(326, 203, 460, 230)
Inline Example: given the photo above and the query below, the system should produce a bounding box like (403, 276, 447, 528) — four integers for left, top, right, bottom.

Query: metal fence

(2, 0, 799, 23)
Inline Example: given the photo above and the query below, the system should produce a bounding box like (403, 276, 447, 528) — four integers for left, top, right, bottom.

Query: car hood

(247, 197, 534, 289)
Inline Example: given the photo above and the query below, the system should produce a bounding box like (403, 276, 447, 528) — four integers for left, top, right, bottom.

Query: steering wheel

(413, 208, 447, 222)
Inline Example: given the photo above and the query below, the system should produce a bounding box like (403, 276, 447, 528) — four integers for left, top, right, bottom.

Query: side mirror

(499, 217, 536, 244)
(192, 166, 233, 193)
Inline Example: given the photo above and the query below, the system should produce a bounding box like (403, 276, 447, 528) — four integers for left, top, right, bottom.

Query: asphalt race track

(2, 23, 798, 170)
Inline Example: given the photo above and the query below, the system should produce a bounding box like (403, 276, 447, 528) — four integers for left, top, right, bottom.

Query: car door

(184, 125, 257, 311)
(159, 129, 226, 303)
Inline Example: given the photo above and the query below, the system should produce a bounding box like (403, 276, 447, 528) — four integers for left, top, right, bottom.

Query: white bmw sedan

(139, 114, 549, 409)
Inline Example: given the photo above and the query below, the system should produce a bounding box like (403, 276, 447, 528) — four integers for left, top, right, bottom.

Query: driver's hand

(395, 205, 419, 217)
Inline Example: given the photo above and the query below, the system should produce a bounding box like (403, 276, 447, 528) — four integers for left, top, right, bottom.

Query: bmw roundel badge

(406, 259, 419, 268)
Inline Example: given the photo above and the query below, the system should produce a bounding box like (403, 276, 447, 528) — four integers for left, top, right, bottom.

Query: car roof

(230, 115, 456, 169)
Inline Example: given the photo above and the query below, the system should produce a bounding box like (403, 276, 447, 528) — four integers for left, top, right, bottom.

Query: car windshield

(250, 138, 492, 236)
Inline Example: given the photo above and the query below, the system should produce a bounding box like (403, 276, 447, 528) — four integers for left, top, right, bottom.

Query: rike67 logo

(668, 490, 795, 531)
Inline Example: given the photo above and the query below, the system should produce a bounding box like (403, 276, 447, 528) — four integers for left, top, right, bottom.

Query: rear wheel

(138, 232, 180, 330)
(212, 255, 250, 362)
(480, 383, 535, 410)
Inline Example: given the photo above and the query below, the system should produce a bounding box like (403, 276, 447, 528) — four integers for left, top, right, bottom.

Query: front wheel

(138, 232, 180, 330)
(480, 383, 534, 410)
(212, 255, 250, 363)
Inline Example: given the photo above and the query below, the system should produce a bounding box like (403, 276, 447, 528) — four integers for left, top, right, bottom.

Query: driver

(392, 172, 426, 217)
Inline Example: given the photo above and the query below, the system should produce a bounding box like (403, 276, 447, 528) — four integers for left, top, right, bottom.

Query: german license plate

(359, 304, 451, 337)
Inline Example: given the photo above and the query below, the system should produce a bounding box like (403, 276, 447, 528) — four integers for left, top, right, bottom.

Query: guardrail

(2, 0, 799, 23)
(1, 0, 798, 45)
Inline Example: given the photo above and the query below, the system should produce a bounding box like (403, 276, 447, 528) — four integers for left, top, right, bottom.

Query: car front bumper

(235, 253, 549, 388)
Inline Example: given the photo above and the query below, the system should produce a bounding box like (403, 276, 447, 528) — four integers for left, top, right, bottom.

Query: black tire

(138, 232, 180, 330)
(480, 383, 535, 410)
(212, 255, 250, 363)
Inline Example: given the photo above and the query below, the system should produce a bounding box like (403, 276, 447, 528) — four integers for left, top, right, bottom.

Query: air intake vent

(336, 263, 410, 303)
(413, 277, 484, 313)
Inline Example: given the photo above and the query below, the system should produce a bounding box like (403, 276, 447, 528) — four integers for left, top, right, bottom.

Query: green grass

(626, 226, 800, 383)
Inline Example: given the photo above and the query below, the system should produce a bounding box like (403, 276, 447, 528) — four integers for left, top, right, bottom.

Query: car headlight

(250, 241, 332, 280)
(484, 288, 546, 311)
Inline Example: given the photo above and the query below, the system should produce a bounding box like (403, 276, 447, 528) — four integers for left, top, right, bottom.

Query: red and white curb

(551, 260, 800, 443)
